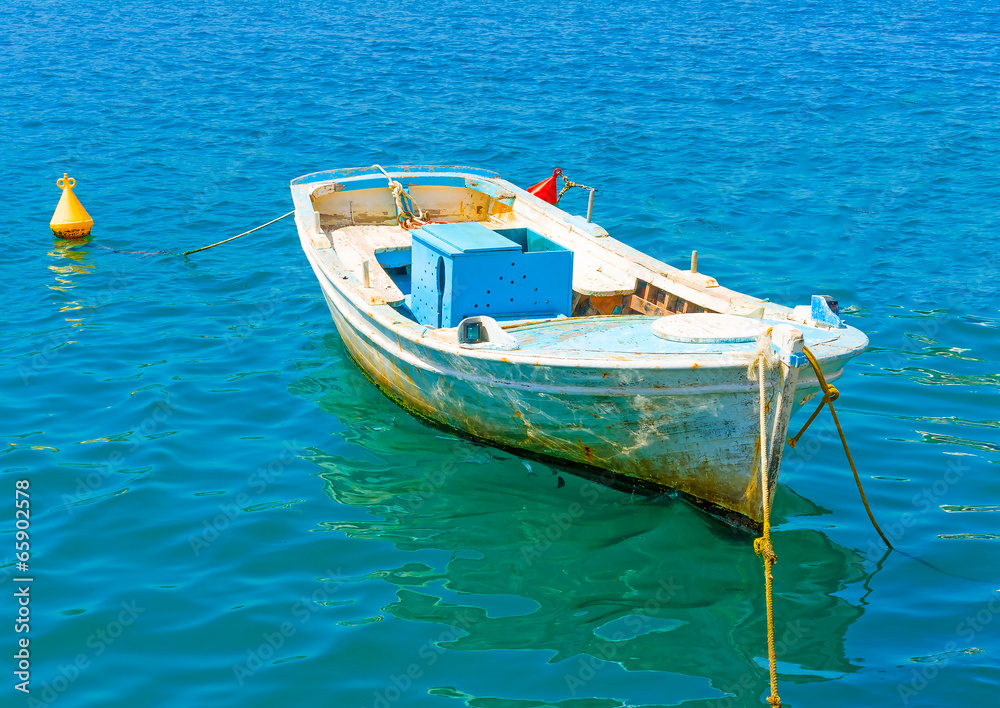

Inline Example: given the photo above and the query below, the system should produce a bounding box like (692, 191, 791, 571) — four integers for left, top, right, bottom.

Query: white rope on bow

(747, 326, 777, 382)
(372, 164, 427, 229)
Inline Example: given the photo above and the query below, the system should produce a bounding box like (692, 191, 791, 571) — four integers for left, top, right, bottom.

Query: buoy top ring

(57, 173, 76, 189)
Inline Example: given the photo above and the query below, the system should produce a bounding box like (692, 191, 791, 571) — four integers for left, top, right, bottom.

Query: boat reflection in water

(296, 351, 868, 706)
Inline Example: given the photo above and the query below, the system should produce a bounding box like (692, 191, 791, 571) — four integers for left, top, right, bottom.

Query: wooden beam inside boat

(627, 294, 675, 317)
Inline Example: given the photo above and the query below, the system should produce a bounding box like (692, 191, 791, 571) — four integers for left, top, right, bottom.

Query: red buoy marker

(527, 168, 562, 204)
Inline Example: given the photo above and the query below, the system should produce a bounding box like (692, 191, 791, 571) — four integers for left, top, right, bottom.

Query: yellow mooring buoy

(50, 173, 94, 239)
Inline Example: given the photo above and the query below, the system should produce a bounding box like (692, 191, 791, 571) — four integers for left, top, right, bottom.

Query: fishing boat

(291, 165, 867, 529)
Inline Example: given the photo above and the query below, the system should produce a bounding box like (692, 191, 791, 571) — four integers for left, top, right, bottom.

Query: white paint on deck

(327, 225, 408, 306)
(572, 254, 637, 297)
(336, 224, 411, 254)
(653, 313, 767, 343)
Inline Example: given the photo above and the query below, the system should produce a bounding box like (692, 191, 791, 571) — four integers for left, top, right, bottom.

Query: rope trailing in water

(372, 164, 432, 230)
(90, 245, 175, 257)
(788, 346, 894, 551)
(181, 211, 295, 256)
(748, 329, 781, 708)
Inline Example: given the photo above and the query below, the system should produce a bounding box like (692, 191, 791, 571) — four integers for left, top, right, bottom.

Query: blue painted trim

(810, 295, 845, 328)
(291, 165, 500, 186)
(293, 166, 521, 206)
(307, 175, 470, 194)
(464, 177, 517, 203)
(785, 352, 808, 367)
(399, 175, 468, 189)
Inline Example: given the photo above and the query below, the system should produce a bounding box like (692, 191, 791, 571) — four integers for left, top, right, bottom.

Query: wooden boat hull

(306, 248, 841, 528)
(292, 166, 867, 529)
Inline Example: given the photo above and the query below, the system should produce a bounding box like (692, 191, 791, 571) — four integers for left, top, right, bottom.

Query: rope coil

(373, 164, 432, 230)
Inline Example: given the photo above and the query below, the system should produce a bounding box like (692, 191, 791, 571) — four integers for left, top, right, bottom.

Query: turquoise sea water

(3, 1, 999, 706)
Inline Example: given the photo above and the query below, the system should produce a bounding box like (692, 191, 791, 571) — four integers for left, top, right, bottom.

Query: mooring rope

(372, 164, 430, 230)
(61, 211, 296, 258)
(749, 328, 781, 708)
(782, 345, 988, 582)
(789, 346, 894, 550)
(89, 245, 175, 257)
(182, 210, 295, 256)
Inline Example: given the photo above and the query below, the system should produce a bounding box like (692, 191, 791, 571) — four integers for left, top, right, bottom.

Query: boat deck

(505, 315, 862, 360)
(313, 221, 865, 364)
(318, 221, 704, 321)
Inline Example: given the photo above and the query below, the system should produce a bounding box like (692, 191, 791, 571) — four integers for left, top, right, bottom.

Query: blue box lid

(419, 222, 521, 254)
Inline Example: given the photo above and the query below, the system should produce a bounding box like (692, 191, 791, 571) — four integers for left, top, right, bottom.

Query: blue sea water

(2, 0, 999, 706)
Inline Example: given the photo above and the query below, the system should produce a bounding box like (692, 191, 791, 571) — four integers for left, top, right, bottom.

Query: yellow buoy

(50, 173, 94, 239)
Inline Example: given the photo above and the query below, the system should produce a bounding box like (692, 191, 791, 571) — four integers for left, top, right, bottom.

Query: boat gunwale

(291, 164, 501, 187)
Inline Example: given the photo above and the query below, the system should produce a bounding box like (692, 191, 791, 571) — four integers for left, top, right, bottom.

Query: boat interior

(305, 174, 732, 329)
(295, 168, 855, 358)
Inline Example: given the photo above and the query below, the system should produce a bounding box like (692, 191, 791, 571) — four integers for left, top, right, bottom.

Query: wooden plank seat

(336, 225, 412, 256)
(327, 225, 411, 306)
(572, 253, 637, 297)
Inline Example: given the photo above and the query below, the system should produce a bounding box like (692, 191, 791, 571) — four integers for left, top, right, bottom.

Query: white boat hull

(291, 166, 867, 529)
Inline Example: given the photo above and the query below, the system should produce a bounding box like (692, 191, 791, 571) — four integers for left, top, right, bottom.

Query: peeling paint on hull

(316, 276, 794, 528)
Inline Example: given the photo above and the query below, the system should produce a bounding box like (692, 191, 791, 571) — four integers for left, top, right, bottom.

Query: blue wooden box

(410, 222, 573, 328)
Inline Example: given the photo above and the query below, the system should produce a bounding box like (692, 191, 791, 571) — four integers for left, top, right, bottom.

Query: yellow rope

(753, 352, 781, 708)
(791, 346, 893, 551)
(750, 340, 892, 706)
(786, 382, 837, 450)
(182, 211, 294, 256)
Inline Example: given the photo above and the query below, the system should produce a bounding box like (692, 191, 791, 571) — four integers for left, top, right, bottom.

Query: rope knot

(766, 694, 782, 707)
(747, 327, 777, 381)
(373, 164, 427, 230)
(754, 537, 777, 565)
